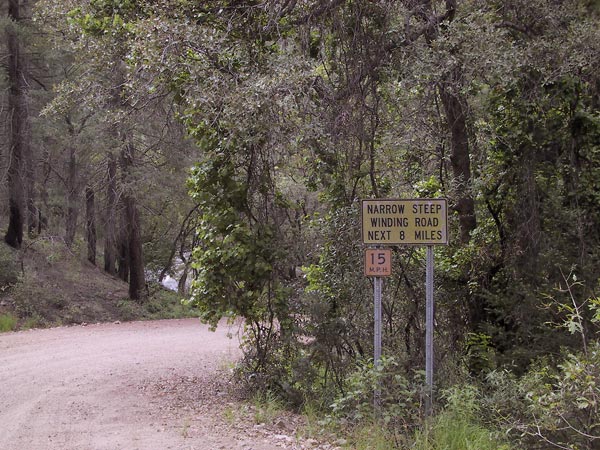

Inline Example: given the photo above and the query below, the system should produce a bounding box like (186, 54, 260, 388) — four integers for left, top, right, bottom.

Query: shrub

(412, 385, 513, 450)
(0, 243, 20, 290)
(328, 356, 423, 432)
(519, 342, 600, 449)
(479, 344, 600, 449)
(0, 313, 18, 332)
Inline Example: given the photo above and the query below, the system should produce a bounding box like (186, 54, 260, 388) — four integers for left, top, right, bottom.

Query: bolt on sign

(361, 199, 448, 245)
(365, 248, 392, 277)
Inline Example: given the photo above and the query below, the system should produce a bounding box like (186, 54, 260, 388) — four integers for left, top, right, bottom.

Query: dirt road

(0, 319, 325, 450)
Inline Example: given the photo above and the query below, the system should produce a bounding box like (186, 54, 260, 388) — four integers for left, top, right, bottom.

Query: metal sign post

(425, 246, 434, 415)
(364, 248, 391, 413)
(373, 275, 382, 411)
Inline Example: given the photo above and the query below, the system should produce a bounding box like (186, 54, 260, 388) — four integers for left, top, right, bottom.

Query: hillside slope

(0, 237, 191, 330)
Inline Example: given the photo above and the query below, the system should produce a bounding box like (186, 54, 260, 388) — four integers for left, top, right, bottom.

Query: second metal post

(425, 245, 434, 415)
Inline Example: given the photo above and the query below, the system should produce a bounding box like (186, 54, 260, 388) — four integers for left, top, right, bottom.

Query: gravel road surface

(0, 319, 322, 450)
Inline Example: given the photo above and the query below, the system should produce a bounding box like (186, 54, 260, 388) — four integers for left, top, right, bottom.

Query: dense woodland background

(2, 0, 600, 448)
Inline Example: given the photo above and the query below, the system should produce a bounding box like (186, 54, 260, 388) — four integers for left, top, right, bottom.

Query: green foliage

(116, 299, 138, 321)
(414, 176, 443, 198)
(0, 314, 18, 332)
(327, 377, 512, 450)
(463, 67, 600, 369)
(591, 297, 600, 325)
(478, 293, 600, 449)
(523, 343, 600, 449)
(250, 391, 285, 425)
(68, 0, 138, 37)
(187, 154, 282, 328)
(145, 283, 199, 319)
(9, 276, 54, 326)
(480, 344, 600, 450)
(347, 422, 397, 450)
(464, 332, 497, 375)
(412, 385, 512, 450)
(328, 357, 423, 430)
(117, 283, 198, 321)
(20, 315, 45, 331)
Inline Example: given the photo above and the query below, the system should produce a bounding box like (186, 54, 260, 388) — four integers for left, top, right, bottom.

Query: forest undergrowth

(0, 237, 197, 331)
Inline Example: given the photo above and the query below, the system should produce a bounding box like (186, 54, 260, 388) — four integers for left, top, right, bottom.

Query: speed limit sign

(364, 248, 392, 277)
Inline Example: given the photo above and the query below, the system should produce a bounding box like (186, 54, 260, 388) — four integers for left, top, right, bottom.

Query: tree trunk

(104, 152, 118, 274)
(121, 142, 146, 301)
(438, 70, 477, 244)
(413, 0, 476, 244)
(125, 194, 145, 300)
(415, 0, 480, 330)
(178, 265, 189, 296)
(26, 151, 37, 235)
(4, 0, 28, 249)
(117, 210, 129, 282)
(65, 146, 78, 248)
(85, 186, 96, 265)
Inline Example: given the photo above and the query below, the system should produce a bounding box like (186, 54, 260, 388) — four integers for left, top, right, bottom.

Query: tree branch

(294, 0, 346, 25)
(495, 21, 530, 35)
